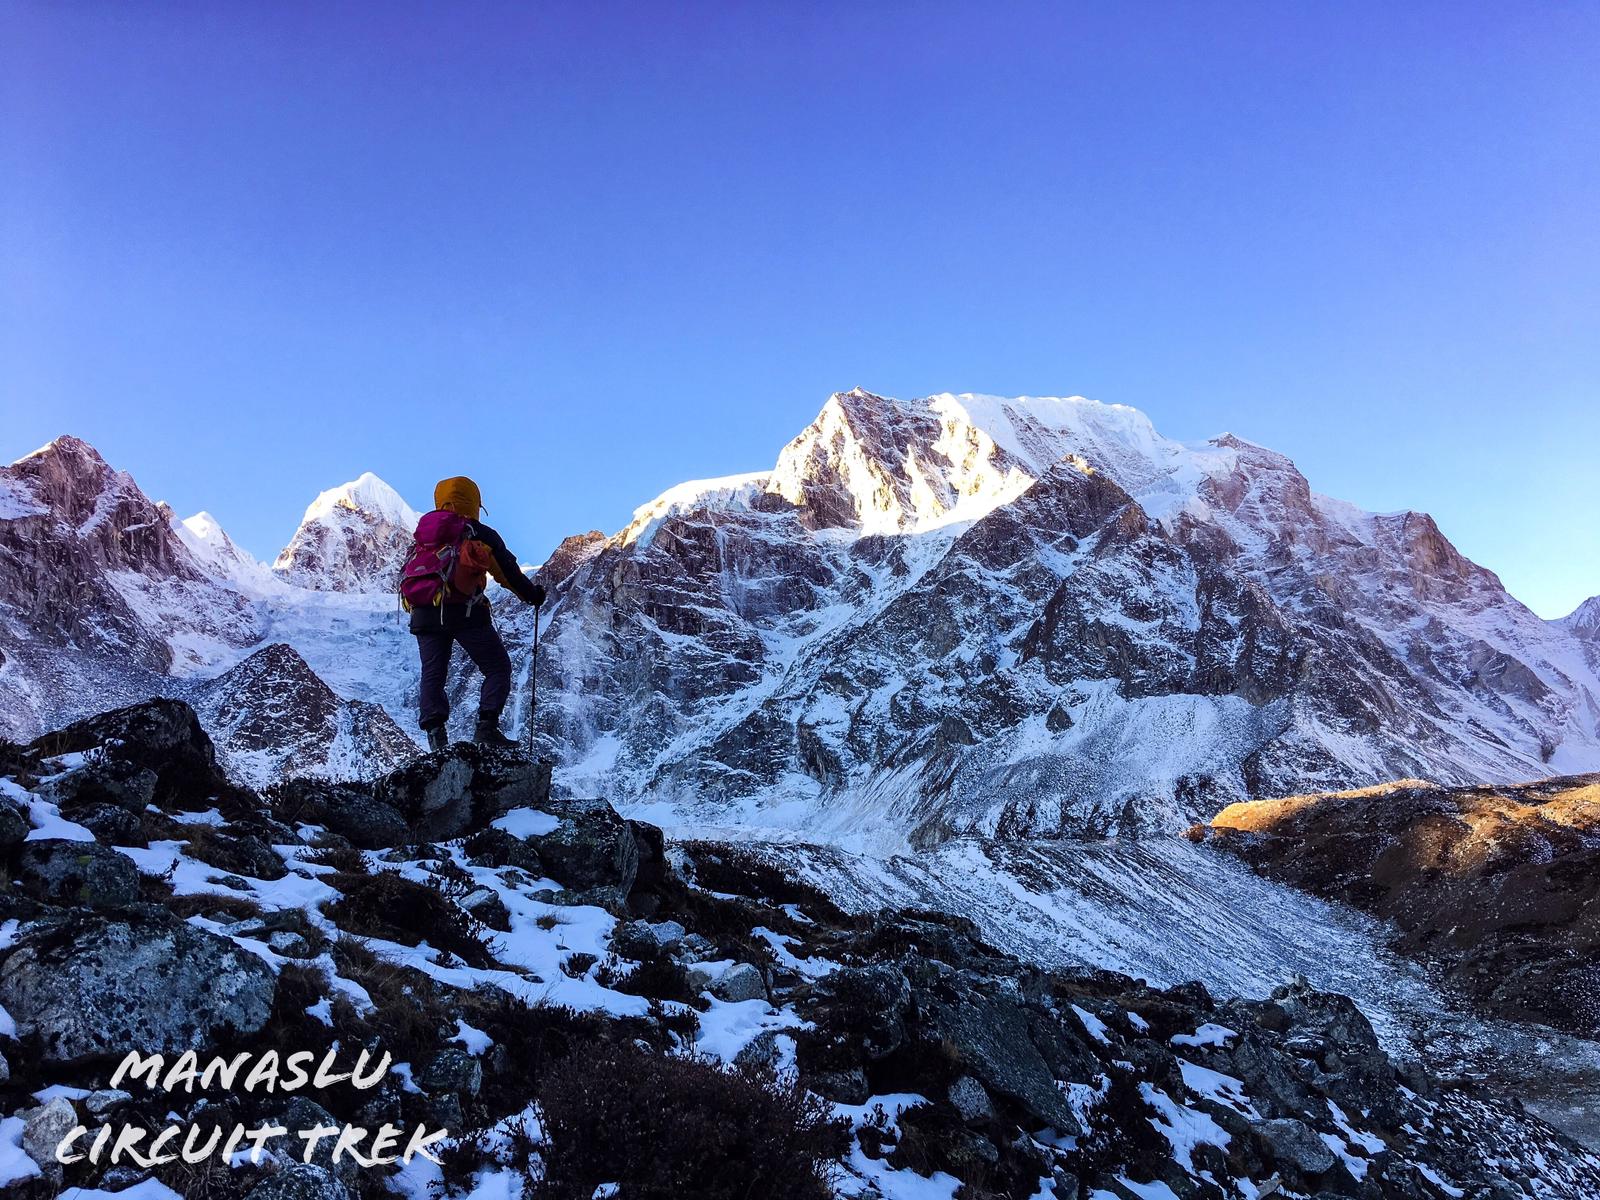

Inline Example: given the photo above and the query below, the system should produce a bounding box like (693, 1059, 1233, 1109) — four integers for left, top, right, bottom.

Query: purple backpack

(398, 509, 472, 612)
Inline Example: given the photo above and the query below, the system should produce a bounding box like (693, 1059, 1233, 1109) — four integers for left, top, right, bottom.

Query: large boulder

(39, 756, 158, 815)
(15, 840, 140, 908)
(819, 964, 913, 1059)
(255, 1098, 354, 1185)
(373, 746, 551, 842)
(67, 802, 145, 845)
(27, 699, 227, 809)
(462, 826, 544, 874)
(0, 798, 32, 849)
(22, 1096, 78, 1172)
(1220, 1026, 1317, 1119)
(1256, 1117, 1336, 1176)
(529, 797, 640, 894)
(268, 778, 409, 850)
(912, 976, 1083, 1134)
(182, 830, 288, 881)
(0, 908, 277, 1063)
(710, 962, 767, 1003)
(948, 1075, 996, 1124)
(415, 1047, 483, 1098)
(1267, 977, 1399, 1122)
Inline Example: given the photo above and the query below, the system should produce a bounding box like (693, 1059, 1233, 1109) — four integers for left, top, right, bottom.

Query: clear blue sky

(2, 2, 1595, 617)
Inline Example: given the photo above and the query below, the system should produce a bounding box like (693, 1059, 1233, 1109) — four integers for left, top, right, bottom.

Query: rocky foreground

(1195, 774, 1600, 1040)
(1, 702, 1597, 1199)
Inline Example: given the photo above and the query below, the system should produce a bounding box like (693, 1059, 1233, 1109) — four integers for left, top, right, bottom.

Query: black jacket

(409, 517, 543, 634)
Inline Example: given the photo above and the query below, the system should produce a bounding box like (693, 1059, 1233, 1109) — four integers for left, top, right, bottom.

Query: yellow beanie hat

(434, 476, 483, 518)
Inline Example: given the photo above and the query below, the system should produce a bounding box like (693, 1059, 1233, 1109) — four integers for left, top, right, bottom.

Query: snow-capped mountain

(1562, 595, 1600, 672)
(174, 509, 275, 589)
(0, 436, 262, 740)
(272, 471, 421, 593)
(525, 389, 1600, 841)
(0, 439, 413, 784)
(9, 400, 1600, 1169)
(3, 393, 1598, 843)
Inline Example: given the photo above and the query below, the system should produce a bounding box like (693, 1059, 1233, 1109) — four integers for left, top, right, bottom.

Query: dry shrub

(327, 936, 455, 1066)
(304, 840, 369, 873)
(323, 868, 497, 968)
(594, 947, 697, 1006)
(145, 1146, 248, 1200)
(437, 1115, 543, 1193)
(532, 1042, 849, 1200)
(677, 842, 849, 925)
(886, 1100, 1057, 1198)
(256, 960, 338, 1050)
(165, 892, 266, 923)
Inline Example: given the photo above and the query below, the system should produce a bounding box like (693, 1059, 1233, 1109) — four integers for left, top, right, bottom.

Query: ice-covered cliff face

(272, 471, 421, 593)
(3, 394, 1598, 842)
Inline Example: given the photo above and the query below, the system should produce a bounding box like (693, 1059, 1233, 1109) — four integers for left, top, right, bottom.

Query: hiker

(400, 476, 546, 751)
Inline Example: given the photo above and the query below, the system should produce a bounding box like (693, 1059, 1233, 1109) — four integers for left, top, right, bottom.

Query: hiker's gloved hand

(528, 581, 547, 606)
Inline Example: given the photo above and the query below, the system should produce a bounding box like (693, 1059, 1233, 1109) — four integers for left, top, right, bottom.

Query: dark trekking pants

(416, 624, 513, 730)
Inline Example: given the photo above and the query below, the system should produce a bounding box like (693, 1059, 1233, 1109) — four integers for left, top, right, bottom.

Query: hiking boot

(426, 726, 448, 753)
(474, 715, 518, 751)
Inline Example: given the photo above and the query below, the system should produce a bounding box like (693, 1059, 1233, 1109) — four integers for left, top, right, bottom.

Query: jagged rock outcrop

(371, 744, 553, 842)
(28, 696, 229, 809)
(241, 1165, 350, 1200)
(192, 642, 416, 786)
(1197, 772, 1600, 1038)
(14, 840, 140, 908)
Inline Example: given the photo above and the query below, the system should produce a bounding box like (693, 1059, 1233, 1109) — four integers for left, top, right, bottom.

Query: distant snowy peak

(759, 388, 1254, 539)
(1562, 597, 1600, 673)
(1562, 595, 1600, 637)
(298, 471, 422, 531)
(179, 510, 243, 556)
(764, 389, 1028, 535)
(174, 510, 274, 589)
(617, 389, 1245, 550)
(272, 472, 422, 593)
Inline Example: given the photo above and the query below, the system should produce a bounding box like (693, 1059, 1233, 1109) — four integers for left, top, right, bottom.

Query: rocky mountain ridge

(193, 643, 419, 788)
(1195, 773, 1600, 1040)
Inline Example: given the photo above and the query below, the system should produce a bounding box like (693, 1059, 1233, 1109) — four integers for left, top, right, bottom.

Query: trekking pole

(523, 601, 542, 755)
